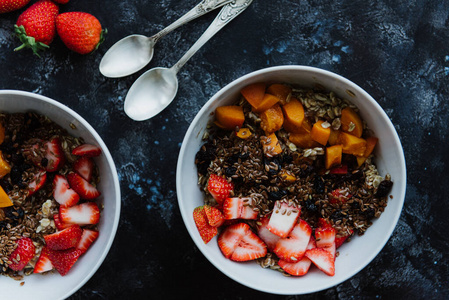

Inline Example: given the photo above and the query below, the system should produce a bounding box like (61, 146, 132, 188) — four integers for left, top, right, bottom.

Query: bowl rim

(0, 89, 121, 299)
(176, 65, 407, 294)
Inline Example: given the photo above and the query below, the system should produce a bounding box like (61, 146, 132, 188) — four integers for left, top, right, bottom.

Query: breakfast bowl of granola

(176, 66, 406, 294)
(0, 90, 121, 300)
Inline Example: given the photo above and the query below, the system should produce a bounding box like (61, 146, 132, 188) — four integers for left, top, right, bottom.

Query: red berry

(9, 237, 35, 271)
(14, 0, 59, 55)
(56, 12, 105, 54)
(0, 0, 31, 14)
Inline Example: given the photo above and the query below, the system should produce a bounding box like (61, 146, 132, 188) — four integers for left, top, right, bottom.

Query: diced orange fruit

(262, 133, 282, 156)
(214, 106, 245, 130)
(0, 185, 13, 208)
(240, 83, 266, 109)
(281, 98, 304, 128)
(310, 120, 331, 146)
(328, 128, 340, 146)
(356, 156, 367, 167)
(266, 83, 292, 105)
(251, 94, 280, 113)
(236, 128, 252, 139)
(0, 151, 11, 178)
(356, 136, 378, 166)
(325, 145, 342, 169)
(289, 132, 320, 149)
(341, 107, 363, 138)
(260, 104, 284, 134)
(338, 132, 367, 156)
(279, 170, 296, 182)
(283, 116, 312, 134)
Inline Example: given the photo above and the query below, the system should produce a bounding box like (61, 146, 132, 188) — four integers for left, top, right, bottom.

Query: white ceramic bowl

(0, 90, 121, 300)
(176, 66, 406, 295)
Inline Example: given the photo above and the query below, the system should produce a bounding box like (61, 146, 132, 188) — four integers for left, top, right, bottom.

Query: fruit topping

(206, 174, 233, 205)
(47, 247, 82, 276)
(44, 225, 82, 250)
(8, 237, 35, 271)
(53, 174, 80, 208)
(223, 197, 258, 220)
(59, 202, 100, 225)
(66, 172, 100, 200)
(33, 247, 53, 274)
(72, 143, 102, 157)
(193, 206, 217, 244)
(218, 223, 267, 262)
(273, 219, 312, 262)
(76, 229, 99, 254)
(266, 200, 301, 238)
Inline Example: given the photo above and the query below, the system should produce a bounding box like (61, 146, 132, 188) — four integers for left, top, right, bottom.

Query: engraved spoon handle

(151, 0, 235, 43)
(171, 0, 253, 73)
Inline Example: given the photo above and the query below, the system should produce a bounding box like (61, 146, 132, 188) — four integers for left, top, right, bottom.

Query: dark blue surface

(1, 0, 449, 299)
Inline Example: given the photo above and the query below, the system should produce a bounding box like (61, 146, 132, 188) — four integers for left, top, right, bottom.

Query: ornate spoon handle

(171, 0, 253, 73)
(152, 0, 235, 43)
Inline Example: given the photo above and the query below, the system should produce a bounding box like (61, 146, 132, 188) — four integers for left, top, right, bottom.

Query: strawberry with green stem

(56, 12, 106, 55)
(14, 0, 59, 56)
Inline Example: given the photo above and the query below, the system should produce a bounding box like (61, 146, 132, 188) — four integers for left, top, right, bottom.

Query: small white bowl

(176, 66, 406, 295)
(0, 90, 121, 300)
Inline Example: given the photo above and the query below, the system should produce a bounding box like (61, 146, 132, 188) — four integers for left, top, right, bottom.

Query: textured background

(1, 0, 449, 299)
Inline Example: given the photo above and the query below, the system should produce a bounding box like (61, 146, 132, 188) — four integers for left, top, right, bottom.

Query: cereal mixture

(0, 112, 101, 280)
(194, 83, 393, 275)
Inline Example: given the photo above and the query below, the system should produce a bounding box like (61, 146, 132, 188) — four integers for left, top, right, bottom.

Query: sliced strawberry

(305, 248, 335, 276)
(315, 226, 336, 259)
(53, 213, 72, 231)
(28, 170, 47, 196)
(206, 174, 233, 205)
(59, 202, 100, 225)
(329, 165, 348, 174)
(67, 172, 100, 200)
(193, 206, 217, 244)
(335, 229, 354, 248)
(274, 219, 312, 262)
(256, 215, 280, 251)
(278, 257, 312, 276)
(53, 174, 80, 208)
(315, 226, 336, 248)
(329, 188, 352, 204)
(267, 200, 301, 238)
(204, 205, 224, 227)
(223, 197, 258, 220)
(307, 235, 317, 250)
(73, 156, 94, 182)
(76, 229, 99, 254)
(8, 237, 35, 271)
(218, 223, 267, 262)
(317, 218, 332, 229)
(72, 143, 102, 157)
(47, 247, 83, 276)
(44, 225, 83, 250)
(43, 138, 66, 172)
(33, 247, 53, 274)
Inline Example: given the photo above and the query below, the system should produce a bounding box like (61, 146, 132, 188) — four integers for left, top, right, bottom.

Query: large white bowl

(176, 66, 406, 295)
(0, 90, 121, 300)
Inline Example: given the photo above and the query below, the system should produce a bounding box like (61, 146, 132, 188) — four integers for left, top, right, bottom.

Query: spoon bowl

(124, 67, 178, 121)
(100, 35, 155, 78)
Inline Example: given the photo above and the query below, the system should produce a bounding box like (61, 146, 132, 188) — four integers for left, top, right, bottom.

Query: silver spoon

(124, 0, 252, 121)
(99, 0, 235, 78)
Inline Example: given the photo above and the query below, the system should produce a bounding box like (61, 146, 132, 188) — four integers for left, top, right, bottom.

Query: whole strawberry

(56, 12, 105, 55)
(0, 0, 31, 14)
(14, 0, 59, 56)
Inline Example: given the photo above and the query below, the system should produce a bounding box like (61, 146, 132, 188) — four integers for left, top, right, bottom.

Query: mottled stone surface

(1, 0, 448, 299)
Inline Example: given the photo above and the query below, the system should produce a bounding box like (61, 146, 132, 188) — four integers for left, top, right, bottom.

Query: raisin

(363, 207, 375, 220)
(313, 176, 325, 194)
(304, 198, 318, 213)
(268, 189, 287, 200)
(10, 166, 23, 185)
(331, 210, 344, 221)
(376, 180, 393, 198)
(224, 167, 237, 177)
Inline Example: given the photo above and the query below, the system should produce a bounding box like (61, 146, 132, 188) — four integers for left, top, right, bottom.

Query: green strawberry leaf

(14, 25, 49, 57)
